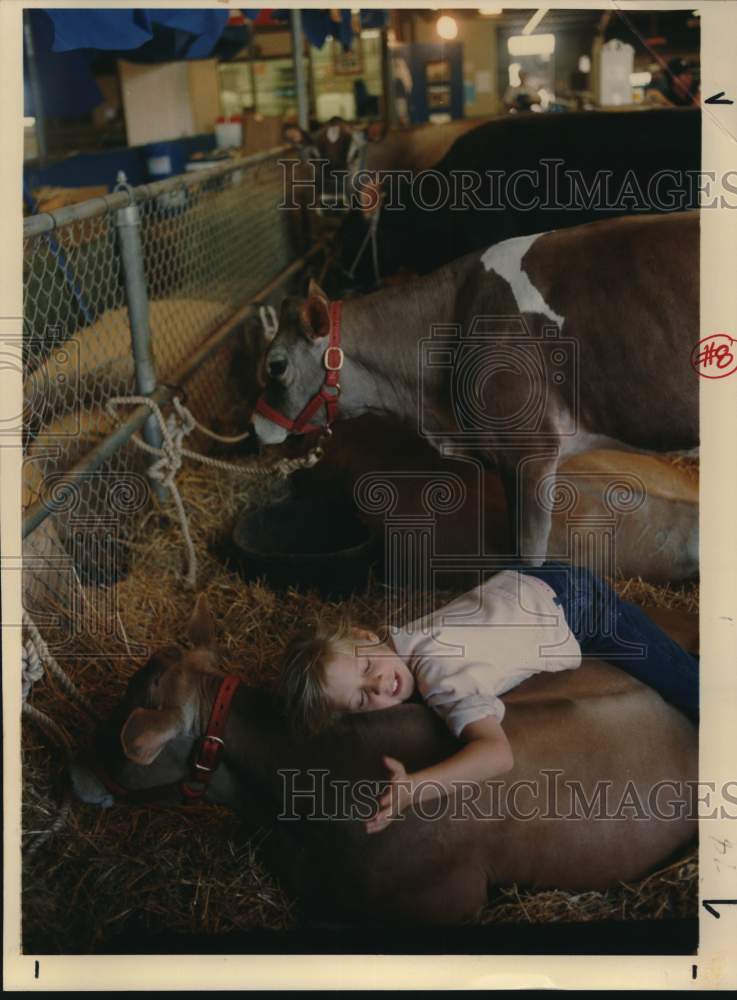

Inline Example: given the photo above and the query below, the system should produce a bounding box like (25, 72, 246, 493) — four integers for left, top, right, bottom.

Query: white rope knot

(22, 636, 44, 702)
(147, 398, 196, 488)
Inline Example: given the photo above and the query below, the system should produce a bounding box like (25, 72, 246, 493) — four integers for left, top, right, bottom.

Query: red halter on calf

(255, 301, 344, 435)
(92, 675, 241, 806)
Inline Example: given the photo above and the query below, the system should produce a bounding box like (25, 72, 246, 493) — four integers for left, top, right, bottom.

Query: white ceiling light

(522, 7, 549, 36)
(437, 15, 459, 40)
(478, 6, 503, 14)
(508, 33, 555, 56)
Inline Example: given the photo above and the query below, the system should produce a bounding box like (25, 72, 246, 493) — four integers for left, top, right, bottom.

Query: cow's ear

(299, 292, 331, 342)
(366, 120, 387, 143)
(120, 707, 183, 765)
(308, 278, 328, 301)
(188, 593, 216, 649)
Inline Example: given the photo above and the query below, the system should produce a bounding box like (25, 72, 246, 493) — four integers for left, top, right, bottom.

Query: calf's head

(70, 595, 240, 808)
(283, 118, 359, 204)
(251, 279, 339, 446)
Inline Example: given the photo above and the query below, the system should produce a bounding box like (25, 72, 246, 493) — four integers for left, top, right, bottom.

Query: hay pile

(21, 452, 699, 953)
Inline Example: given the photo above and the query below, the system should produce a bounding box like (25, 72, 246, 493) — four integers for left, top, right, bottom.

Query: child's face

(323, 626, 415, 713)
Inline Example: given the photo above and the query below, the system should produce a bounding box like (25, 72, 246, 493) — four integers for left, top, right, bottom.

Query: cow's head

(282, 118, 387, 207)
(70, 595, 241, 808)
(251, 279, 339, 446)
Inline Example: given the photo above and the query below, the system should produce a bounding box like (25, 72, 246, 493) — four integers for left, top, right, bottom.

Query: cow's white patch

(252, 411, 289, 445)
(481, 233, 565, 328)
(552, 405, 633, 459)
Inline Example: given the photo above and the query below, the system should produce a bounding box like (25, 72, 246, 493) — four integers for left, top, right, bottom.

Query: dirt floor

(21, 452, 699, 954)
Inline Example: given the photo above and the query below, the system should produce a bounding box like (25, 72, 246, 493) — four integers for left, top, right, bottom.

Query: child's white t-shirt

(389, 571, 583, 738)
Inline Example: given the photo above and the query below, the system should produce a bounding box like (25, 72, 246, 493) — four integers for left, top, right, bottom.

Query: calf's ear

(120, 706, 184, 765)
(300, 282, 331, 341)
(189, 592, 216, 649)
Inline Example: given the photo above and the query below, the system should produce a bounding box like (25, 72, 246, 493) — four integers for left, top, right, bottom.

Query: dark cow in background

(329, 106, 700, 285)
(284, 114, 495, 179)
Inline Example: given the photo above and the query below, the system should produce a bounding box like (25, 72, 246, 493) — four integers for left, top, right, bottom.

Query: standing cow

(252, 211, 699, 565)
(283, 115, 489, 206)
(337, 107, 700, 284)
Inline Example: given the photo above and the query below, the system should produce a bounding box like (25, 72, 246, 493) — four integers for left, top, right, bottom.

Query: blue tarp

(257, 10, 389, 50)
(46, 10, 230, 58)
(25, 11, 102, 118)
(43, 9, 388, 56)
(25, 9, 389, 118)
(25, 9, 242, 118)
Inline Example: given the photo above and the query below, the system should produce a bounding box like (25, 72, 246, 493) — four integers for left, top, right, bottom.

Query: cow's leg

(496, 445, 561, 567)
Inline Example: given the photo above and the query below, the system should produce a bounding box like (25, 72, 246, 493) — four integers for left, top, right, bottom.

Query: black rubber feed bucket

(230, 496, 381, 597)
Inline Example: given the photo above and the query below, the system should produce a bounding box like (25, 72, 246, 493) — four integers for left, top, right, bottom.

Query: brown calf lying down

(71, 600, 698, 925)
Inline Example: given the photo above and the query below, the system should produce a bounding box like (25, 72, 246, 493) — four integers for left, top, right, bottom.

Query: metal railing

(22, 147, 313, 645)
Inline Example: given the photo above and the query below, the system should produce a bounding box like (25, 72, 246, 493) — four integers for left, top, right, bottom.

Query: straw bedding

(21, 448, 699, 954)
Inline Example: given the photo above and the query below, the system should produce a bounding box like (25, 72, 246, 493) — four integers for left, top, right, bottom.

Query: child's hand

(365, 756, 414, 835)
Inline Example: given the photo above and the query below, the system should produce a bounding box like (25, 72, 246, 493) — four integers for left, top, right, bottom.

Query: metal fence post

(290, 10, 309, 131)
(114, 172, 166, 499)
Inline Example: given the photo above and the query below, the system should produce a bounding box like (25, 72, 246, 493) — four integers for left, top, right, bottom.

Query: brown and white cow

(252, 212, 699, 566)
(71, 596, 698, 925)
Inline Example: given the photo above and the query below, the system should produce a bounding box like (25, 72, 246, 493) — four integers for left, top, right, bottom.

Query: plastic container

(144, 141, 186, 181)
(215, 116, 243, 149)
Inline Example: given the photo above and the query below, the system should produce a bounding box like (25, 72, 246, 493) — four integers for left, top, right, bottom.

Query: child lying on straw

(279, 561, 699, 834)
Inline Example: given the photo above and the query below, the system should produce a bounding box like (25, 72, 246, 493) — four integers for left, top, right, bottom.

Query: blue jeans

(515, 561, 699, 723)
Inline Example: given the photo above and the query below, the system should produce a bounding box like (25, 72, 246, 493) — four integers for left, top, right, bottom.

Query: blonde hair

(278, 617, 356, 738)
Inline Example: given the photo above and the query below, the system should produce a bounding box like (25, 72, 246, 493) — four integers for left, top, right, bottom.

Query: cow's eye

(268, 358, 288, 379)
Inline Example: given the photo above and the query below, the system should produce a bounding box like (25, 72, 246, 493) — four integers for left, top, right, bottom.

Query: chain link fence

(22, 148, 310, 651)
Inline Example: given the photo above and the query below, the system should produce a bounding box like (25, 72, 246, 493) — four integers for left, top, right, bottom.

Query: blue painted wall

(394, 41, 465, 124)
(24, 134, 217, 195)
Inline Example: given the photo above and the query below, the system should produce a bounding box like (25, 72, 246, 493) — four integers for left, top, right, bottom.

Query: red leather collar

(93, 675, 241, 806)
(255, 300, 343, 435)
(181, 674, 240, 801)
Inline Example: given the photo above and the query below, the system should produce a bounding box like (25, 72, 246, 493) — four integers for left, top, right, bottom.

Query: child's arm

(366, 716, 513, 834)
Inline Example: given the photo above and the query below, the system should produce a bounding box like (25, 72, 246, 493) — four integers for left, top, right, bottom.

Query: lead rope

(21, 613, 97, 857)
(347, 187, 382, 286)
(23, 612, 100, 723)
(105, 395, 325, 588)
